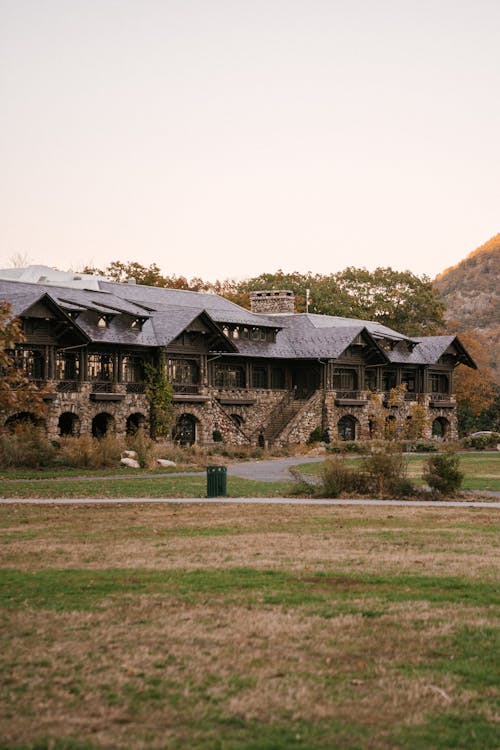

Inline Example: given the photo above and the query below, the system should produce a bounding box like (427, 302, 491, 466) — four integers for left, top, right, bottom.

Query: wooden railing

(56, 380, 81, 393)
(173, 383, 200, 394)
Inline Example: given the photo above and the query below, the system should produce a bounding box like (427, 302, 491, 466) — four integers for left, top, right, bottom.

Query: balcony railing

(91, 381, 113, 393)
(56, 380, 81, 393)
(429, 392, 453, 401)
(126, 382, 146, 394)
(173, 383, 200, 394)
(335, 390, 365, 400)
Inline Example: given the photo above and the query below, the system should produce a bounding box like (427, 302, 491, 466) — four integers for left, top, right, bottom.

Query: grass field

(0, 502, 499, 749)
(0, 452, 499, 500)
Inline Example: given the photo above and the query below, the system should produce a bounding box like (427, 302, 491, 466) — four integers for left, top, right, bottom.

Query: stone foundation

(7, 384, 459, 446)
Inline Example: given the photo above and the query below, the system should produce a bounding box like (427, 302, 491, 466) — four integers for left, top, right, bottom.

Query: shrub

(96, 433, 125, 468)
(413, 440, 439, 453)
(320, 457, 370, 497)
(307, 426, 323, 444)
(423, 452, 463, 495)
(57, 434, 96, 468)
(0, 424, 56, 468)
(362, 449, 408, 497)
(466, 433, 500, 451)
(57, 433, 124, 469)
(126, 428, 155, 468)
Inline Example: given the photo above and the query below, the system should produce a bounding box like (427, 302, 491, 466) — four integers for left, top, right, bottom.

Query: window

(122, 355, 144, 383)
(88, 353, 113, 381)
(364, 369, 377, 391)
(401, 369, 416, 392)
(15, 348, 44, 379)
(430, 373, 449, 394)
(271, 367, 285, 389)
(167, 358, 200, 385)
(214, 363, 245, 388)
(97, 316, 108, 329)
(382, 369, 397, 391)
(333, 368, 357, 390)
(56, 351, 80, 380)
(252, 366, 267, 388)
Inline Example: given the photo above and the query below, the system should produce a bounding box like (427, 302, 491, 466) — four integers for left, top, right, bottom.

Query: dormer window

(131, 318, 143, 331)
(97, 315, 110, 329)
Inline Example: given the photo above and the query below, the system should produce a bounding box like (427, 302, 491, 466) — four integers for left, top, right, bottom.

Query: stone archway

(338, 415, 358, 441)
(432, 416, 450, 439)
(5, 412, 45, 432)
(126, 412, 147, 435)
(58, 412, 80, 437)
(173, 413, 198, 446)
(92, 412, 114, 438)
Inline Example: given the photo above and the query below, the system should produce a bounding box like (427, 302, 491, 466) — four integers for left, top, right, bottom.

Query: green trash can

(207, 465, 227, 498)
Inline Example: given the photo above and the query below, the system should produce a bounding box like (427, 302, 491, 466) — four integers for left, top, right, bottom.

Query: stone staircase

(263, 399, 304, 445)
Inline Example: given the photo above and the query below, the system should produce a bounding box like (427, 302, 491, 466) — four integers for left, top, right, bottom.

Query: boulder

(157, 459, 177, 467)
(121, 450, 138, 459)
(120, 457, 141, 469)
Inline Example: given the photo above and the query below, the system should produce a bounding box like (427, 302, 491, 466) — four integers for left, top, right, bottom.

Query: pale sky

(1, 0, 499, 281)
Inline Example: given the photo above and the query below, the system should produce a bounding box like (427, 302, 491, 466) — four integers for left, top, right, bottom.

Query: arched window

(173, 414, 197, 446)
(92, 412, 114, 438)
(58, 412, 80, 437)
(338, 415, 358, 441)
(5, 412, 45, 432)
(432, 417, 450, 439)
(126, 412, 147, 435)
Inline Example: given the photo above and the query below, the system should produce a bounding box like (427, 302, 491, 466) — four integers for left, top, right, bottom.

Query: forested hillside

(434, 234, 500, 380)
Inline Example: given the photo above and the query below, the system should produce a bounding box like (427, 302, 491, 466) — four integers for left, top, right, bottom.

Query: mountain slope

(434, 233, 500, 377)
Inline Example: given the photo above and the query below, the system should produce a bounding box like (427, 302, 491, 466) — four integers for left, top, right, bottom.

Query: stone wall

(277, 391, 324, 445)
(16, 382, 458, 446)
(249, 290, 295, 314)
(37, 383, 150, 440)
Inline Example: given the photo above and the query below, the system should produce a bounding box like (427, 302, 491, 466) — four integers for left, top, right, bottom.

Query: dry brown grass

(1, 503, 498, 749)
(1, 503, 498, 579)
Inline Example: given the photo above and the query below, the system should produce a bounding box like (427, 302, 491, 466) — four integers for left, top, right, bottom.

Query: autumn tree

(81, 262, 447, 337)
(452, 331, 496, 433)
(333, 267, 446, 335)
(0, 302, 48, 427)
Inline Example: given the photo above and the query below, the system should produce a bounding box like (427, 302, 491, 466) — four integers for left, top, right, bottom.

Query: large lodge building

(0, 266, 475, 445)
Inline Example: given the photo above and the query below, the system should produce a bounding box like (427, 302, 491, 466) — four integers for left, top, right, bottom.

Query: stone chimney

(249, 290, 295, 314)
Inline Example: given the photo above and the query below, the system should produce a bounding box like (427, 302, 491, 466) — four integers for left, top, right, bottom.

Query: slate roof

(0, 273, 474, 368)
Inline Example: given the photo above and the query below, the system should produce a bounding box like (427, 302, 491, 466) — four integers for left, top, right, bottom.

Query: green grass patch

(0, 475, 294, 499)
(392, 713, 499, 749)
(1, 568, 498, 613)
(402, 625, 500, 690)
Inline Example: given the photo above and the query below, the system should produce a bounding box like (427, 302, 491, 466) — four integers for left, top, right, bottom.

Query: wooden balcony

(429, 393, 455, 408)
(334, 390, 368, 406)
(90, 381, 124, 402)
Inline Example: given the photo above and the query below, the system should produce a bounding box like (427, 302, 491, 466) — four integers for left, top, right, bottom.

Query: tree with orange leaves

(0, 302, 48, 426)
(453, 330, 496, 432)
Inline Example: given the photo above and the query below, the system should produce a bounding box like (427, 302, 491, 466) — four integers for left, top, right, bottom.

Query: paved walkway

(1, 496, 499, 507)
(227, 456, 324, 482)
